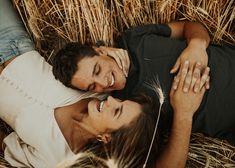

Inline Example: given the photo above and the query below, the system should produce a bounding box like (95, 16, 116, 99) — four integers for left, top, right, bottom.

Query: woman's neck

(54, 98, 95, 153)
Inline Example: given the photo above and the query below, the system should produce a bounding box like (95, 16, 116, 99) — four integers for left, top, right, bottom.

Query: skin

(70, 21, 210, 167)
(54, 96, 141, 153)
(0, 21, 210, 167)
(71, 53, 126, 93)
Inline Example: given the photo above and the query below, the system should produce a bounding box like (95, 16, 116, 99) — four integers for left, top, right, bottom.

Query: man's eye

(89, 84, 96, 91)
(95, 65, 100, 76)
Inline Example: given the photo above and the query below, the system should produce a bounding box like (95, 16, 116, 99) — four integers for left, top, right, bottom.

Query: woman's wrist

(174, 109, 194, 122)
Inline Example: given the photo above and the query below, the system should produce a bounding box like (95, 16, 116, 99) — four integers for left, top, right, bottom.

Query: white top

(0, 51, 101, 167)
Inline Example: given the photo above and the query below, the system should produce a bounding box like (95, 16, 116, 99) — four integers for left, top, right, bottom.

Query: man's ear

(93, 47, 107, 56)
(100, 133, 111, 144)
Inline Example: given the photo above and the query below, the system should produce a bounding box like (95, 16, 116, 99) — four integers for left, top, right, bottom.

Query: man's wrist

(188, 38, 208, 50)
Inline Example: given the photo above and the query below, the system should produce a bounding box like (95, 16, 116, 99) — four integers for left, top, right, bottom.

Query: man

(52, 21, 212, 168)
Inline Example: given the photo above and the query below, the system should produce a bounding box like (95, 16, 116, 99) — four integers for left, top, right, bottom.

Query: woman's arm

(155, 61, 208, 168)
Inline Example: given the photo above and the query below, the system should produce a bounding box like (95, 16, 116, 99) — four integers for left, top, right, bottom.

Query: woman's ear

(99, 133, 111, 144)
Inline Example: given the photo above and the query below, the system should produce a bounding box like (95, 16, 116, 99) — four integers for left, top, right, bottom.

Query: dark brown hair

(52, 42, 98, 89)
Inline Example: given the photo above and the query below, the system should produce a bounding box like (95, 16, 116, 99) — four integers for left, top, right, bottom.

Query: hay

(13, 0, 234, 59)
(2, 0, 233, 167)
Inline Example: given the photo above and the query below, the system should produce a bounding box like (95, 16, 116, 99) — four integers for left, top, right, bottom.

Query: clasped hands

(170, 61, 209, 121)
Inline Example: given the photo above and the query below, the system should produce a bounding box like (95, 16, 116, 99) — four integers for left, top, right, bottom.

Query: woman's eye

(114, 108, 119, 117)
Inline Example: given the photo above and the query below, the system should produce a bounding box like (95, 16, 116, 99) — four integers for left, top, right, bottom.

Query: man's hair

(52, 42, 98, 89)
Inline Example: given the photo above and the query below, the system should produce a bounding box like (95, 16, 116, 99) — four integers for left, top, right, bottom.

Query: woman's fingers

(118, 49, 130, 77)
(100, 46, 130, 77)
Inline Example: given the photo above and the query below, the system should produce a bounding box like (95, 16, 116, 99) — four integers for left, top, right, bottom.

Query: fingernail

(197, 62, 201, 66)
(183, 88, 188, 92)
(173, 85, 177, 90)
(185, 60, 189, 64)
(194, 88, 198, 92)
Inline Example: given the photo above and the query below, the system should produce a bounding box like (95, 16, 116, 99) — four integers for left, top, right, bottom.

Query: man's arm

(155, 61, 208, 168)
(168, 21, 210, 47)
(169, 21, 210, 92)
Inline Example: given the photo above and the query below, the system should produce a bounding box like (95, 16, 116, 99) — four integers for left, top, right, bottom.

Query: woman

(0, 26, 158, 168)
(0, 0, 159, 167)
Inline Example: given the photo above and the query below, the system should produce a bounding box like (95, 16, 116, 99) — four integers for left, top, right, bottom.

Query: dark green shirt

(114, 24, 235, 145)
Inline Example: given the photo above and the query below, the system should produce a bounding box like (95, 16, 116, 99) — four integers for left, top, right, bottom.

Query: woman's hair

(52, 42, 98, 89)
(107, 94, 163, 167)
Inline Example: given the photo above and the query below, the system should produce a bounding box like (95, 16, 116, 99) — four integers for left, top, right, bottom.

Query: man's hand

(168, 21, 210, 93)
(170, 61, 208, 119)
(170, 40, 209, 92)
(97, 46, 130, 77)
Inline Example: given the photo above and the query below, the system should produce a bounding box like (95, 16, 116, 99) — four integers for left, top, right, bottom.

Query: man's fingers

(190, 62, 201, 91)
(199, 67, 210, 90)
(178, 60, 189, 89)
(183, 68, 193, 92)
(170, 58, 180, 74)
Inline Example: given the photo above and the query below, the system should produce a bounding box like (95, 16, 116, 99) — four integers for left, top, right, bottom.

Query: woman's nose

(107, 96, 118, 107)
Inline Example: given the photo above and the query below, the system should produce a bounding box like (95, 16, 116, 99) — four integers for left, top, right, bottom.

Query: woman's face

(81, 96, 142, 135)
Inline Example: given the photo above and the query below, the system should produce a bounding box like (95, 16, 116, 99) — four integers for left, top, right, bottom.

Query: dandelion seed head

(144, 76, 165, 105)
(106, 158, 118, 168)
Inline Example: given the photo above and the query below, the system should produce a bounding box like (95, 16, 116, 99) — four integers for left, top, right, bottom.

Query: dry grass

(13, 0, 234, 59)
(3, 0, 234, 167)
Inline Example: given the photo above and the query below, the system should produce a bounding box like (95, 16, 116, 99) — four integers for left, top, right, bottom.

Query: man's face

(71, 54, 126, 93)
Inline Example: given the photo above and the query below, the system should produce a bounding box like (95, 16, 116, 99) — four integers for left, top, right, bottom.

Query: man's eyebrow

(117, 105, 123, 119)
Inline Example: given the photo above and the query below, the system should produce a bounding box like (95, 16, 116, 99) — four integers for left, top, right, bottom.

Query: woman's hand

(170, 60, 208, 119)
(97, 46, 130, 77)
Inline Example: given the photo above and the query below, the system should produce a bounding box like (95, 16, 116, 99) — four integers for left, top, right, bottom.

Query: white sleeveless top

(0, 50, 101, 167)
